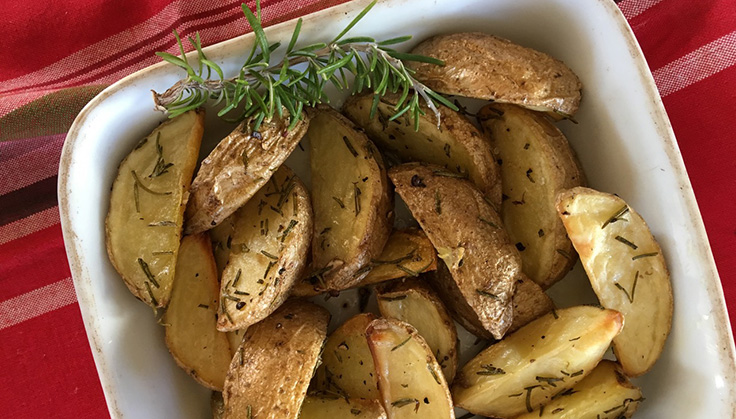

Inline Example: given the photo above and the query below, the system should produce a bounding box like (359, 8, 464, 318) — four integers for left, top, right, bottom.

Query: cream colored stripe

(653, 31, 736, 97)
(0, 207, 60, 245)
(0, 277, 77, 331)
(618, 0, 665, 20)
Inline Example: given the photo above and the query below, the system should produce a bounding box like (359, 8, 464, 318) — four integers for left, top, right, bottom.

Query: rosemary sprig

(152, 0, 457, 130)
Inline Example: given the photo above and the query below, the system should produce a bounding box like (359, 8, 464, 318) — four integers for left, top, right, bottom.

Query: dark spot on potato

(516, 242, 526, 251)
(411, 175, 427, 187)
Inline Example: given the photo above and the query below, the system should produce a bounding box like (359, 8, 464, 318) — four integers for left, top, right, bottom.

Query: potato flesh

(516, 360, 643, 419)
(343, 93, 502, 206)
(366, 318, 455, 419)
(217, 166, 312, 331)
(223, 300, 329, 419)
(452, 306, 623, 418)
(185, 111, 309, 234)
(377, 280, 458, 382)
(309, 108, 392, 290)
(292, 228, 437, 297)
(298, 396, 386, 419)
(480, 104, 584, 289)
(556, 187, 673, 376)
(163, 234, 231, 390)
(106, 110, 203, 307)
(389, 163, 520, 339)
(313, 313, 379, 399)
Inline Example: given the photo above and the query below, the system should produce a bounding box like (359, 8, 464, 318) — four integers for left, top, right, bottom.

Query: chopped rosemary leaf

(133, 181, 140, 212)
(222, 294, 241, 302)
(233, 269, 242, 287)
(632, 252, 659, 260)
(396, 260, 432, 277)
(150, 133, 174, 178)
(152, 251, 174, 256)
(144, 281, 158, 306)
(137, 258, 159, 288)
(476, 289, 499, 299)
(570, 369, 584, 377)
(269, 205, 284, 216)
(477, 364, 506, 376)
(443, 143, 451, 158)
(197, 304, 209, 309)
(526, 168, 535, 183)
(602, 205, 629, 229)
(525, 385, 541, 413)
(134, 136, 148, 150)
(432, 169, 467, 179)
(131, 170, 171, 196)
(615, 235, 638, 249)
(263, 261, 276, 279)
(478, 217, 499, 229)
(434, 189, 442, 214)
(147, 220, 176, 227)
(428, 363, 441, 384)
(614, 271, 638, 303)
(551, 388, 576, 401)
(261, 250, 279, 260)
(536, 376, 564, 387)
(354, 184, 362, 215)
(280, 219, 298, 242)
(241, 149, 249, 170)
(234, 290, 250, 296)
(342, 135, 359, 157)
(556, 249, 572, 260)
(391, 336, 412, 351)
(391, 398, 419, 409)
(332, 196, 345, 208)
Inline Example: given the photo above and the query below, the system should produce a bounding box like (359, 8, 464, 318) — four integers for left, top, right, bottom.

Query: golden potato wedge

(452, 306, 624, 418)
(429, 261, 554, 339)
(516, 360, 643, 419)
(217, 166, 312, 332)
(226, 330, 243, 356)
(309, 106, 393, 291)
(343, 92, 502, 206)
(106, 109, 204, 307)
(162, 234, 231, 390)
(185, 110, 309, 234)
(212, 392, 225, 419)
(298, 396, 386, 419)
(366, 318, 455, 419)
(209, 215, 235, 276)
(389, 163, 521, 339)
(556, 187, 673, 377)
(292, 228, 437, 297)
(479, 104, 585, 289)
(223, 300, 329, 419)
(376, 279, 458, 382)
(408, 32, 582, 117)
(313, 313, 379, 399)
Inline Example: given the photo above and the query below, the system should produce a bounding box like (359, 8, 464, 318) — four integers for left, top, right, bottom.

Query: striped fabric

(1, 0, 734, 417)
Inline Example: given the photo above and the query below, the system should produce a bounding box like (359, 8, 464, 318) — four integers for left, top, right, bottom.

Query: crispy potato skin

(408, 32, 582, 117)
(163, 234, 231, 391)
(309, 106, 393, 290)
(106, 109, 204, 307)
(376, 278, 458, 381)
(556, 187, 673, 377)
(223, 300, 329, 419)
(343, 92, 502, 206)
(216, 166, 312, 332)
(479, 104, 585, 289)
(292, 228, 437, 297)
(389, 163, 520, 339)
(366, 318, 455, 419)
(429, 261, 553, 339)
(185, 110, 309, 234)
(515, 360, 643, 419)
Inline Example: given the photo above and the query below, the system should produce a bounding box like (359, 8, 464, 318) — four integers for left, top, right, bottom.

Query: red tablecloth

(1, 0, 734, 417)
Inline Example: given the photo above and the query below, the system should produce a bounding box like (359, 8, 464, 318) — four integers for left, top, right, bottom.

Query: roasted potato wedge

(429, 261, 554, 339)
(366, 318, 455, 419)
(452, 306, 623, 418)
(106, 109, 204, 307)
(209, 215, 235, 276)
(516, 360, 643, 419)
(556, 187, 673, 377)
(408, 32, 582, 117)
(479, 103, 585, 289)
(293, 228, 437, 297)
(309, 106, 393, 290)
(216, 166, 312, 332)
(389, 163, 521, 339)
(299, 396, 386, 419)
(226, 330, 243, 356)
(185, 110, 309, 234)
(313, 313, 379, 399)
(163, 234, 231, 390)
(343, 92, 502, 206)
(223, 300, 329, 419)
(376, 279, 458, 382)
